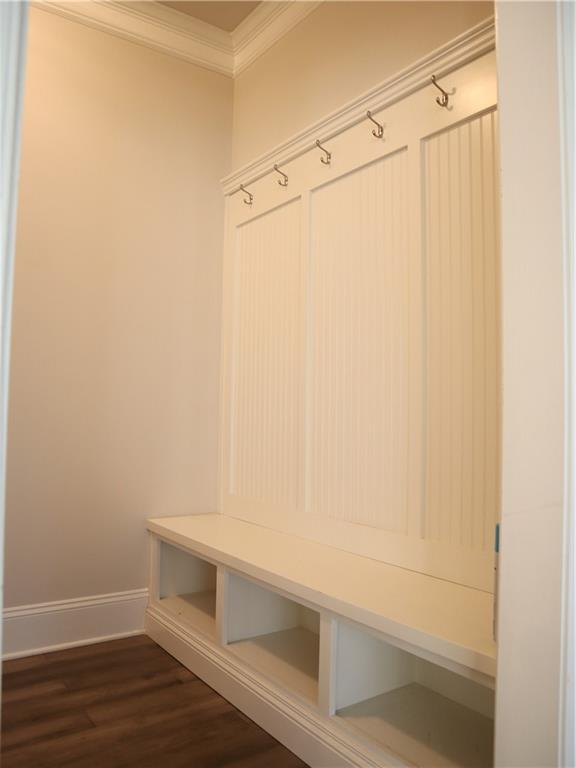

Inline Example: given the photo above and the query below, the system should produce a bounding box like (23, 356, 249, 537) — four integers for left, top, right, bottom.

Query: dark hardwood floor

(1, 635, 308, 768)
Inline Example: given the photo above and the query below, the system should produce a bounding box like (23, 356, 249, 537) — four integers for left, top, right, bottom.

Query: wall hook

(240, 184, 253, 206)
(366, 110, 384, 139)
(431, 75, 450, 108)
(316, 139, 331, 165)
(273, 164, 288, 187)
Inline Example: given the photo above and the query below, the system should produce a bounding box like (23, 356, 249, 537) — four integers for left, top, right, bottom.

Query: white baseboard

(146, 606, 394, 768)
(3, 588, 148, 659)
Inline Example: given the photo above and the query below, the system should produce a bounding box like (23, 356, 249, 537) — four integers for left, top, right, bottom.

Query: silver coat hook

(273, 164, 288, 187)
(240, 184, 253, 206)
(431, 75, 450, 108)
(316, 139, 331, 165)
(366, 110, 384, 139)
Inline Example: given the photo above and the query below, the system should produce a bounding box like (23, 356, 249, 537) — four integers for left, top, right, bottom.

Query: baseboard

(146, 606, 396, 768)
(3, 588, 148, 659)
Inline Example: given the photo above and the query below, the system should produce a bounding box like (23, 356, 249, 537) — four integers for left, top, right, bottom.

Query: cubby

(334, 620, 495, 768)
(157, 540, 217, 639)
(147, 515, 498, 767)
(225, 573, 320, 705)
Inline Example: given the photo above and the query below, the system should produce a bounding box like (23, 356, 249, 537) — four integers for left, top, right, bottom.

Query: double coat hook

(273, 164, 288, 187)
(238, 80, 458, 203)
(366, 110, 384, 139)
(431, 75, 450, 108)
(240, 184, 253, 206)
(316, 139, 331, 165)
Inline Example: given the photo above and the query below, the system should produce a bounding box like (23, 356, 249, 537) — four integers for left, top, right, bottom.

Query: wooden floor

(1, 635, 308, 768)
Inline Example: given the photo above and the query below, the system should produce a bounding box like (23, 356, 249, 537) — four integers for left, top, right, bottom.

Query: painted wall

(4, 1, 493, 618)
(5, 8, 233, 607)
(232, 1, 493, 169)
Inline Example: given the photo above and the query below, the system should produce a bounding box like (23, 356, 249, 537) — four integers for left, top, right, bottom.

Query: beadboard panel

(227, 199, 305, 516)
(423, 110, 500, 552)
(220, 52, 499, 591)
(308, 150, 419, 535)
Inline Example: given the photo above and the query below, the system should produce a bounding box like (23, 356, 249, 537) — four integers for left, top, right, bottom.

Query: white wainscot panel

(423, 109, 501, 553)
(308, 150, 421, 537)
(227, 198, 305, 514)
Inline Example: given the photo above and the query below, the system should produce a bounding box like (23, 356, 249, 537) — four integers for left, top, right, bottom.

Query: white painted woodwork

(494, 4, 567, 765)
(318, 614, 338, 716)
(157, 541, 217, 638)
(145, 40, 503, 768)
(215, 566, 229, 645)
(228, 199, 305, 518)
(231, 1, 321, 76)
(335, 621, 415, 711)
(147, 522, 496, 766)
(308, 149, 419, 535)
(230, 627, 320, 705)
(222, 18, 496, 195)
(158, 592, 216, 639)
(148, 514, 496, 679)
(159, 540, 217, 598)
(559, 6, 576, 764)
(145, 608, 379, 768)
(423, 109, 500, 552)
(335, 619, 494, 711)
(338, 685, 493, 768)
(34, 0, 322, 78)
(226, 573, 320, 703)
(227, 572, 319, 643)
(335, 620, 494, 767)
(3, 588, 148, 659)
(415, 656, 495, 720)
(220, 51, 500, 592)
(0, 0, 28, 669)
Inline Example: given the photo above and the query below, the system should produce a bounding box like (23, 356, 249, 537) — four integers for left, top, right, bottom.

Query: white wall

(5, 8, 233, 609)
(495, 3, 566, 765)
(232, 1, 493, 169)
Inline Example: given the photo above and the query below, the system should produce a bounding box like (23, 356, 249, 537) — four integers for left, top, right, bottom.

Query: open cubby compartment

(225, 572, 320, 705)
(334, 620, 495, 768)
(157, 540, 217, 639)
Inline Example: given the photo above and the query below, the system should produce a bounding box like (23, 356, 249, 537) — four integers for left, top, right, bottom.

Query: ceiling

(159, 2, 261, 32)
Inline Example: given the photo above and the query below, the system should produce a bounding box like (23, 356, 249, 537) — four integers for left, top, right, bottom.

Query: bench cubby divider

(147, 514, 496, 768)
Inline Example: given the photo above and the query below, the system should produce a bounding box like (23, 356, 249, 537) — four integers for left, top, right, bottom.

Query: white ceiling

(159, 2, 261, 32)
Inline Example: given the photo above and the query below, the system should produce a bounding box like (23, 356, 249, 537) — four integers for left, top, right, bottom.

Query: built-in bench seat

(148, 513, 495, 679)
(146, 513, 496, 767)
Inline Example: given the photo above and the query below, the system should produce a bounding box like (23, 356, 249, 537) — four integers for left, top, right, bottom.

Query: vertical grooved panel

(222, 63, 500, 590)
(423, 110, 500, 551)
(229, 199, 303, 508)
(309, 150, 417, 533)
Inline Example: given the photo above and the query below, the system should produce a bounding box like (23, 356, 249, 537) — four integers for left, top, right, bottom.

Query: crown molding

(232, 1, 322, 77)
(32, 1, 323, 78)
(222, 16, 496, 194)
(33, 1, 234, 75)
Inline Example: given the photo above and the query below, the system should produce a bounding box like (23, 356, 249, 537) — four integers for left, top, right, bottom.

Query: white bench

(146, 513, 496, 768)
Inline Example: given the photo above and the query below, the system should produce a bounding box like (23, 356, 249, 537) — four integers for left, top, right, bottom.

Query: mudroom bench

(146, 513, 496, 768)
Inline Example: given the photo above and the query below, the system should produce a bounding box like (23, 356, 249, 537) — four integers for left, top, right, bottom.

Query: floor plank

(1, 635, 308, 768)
